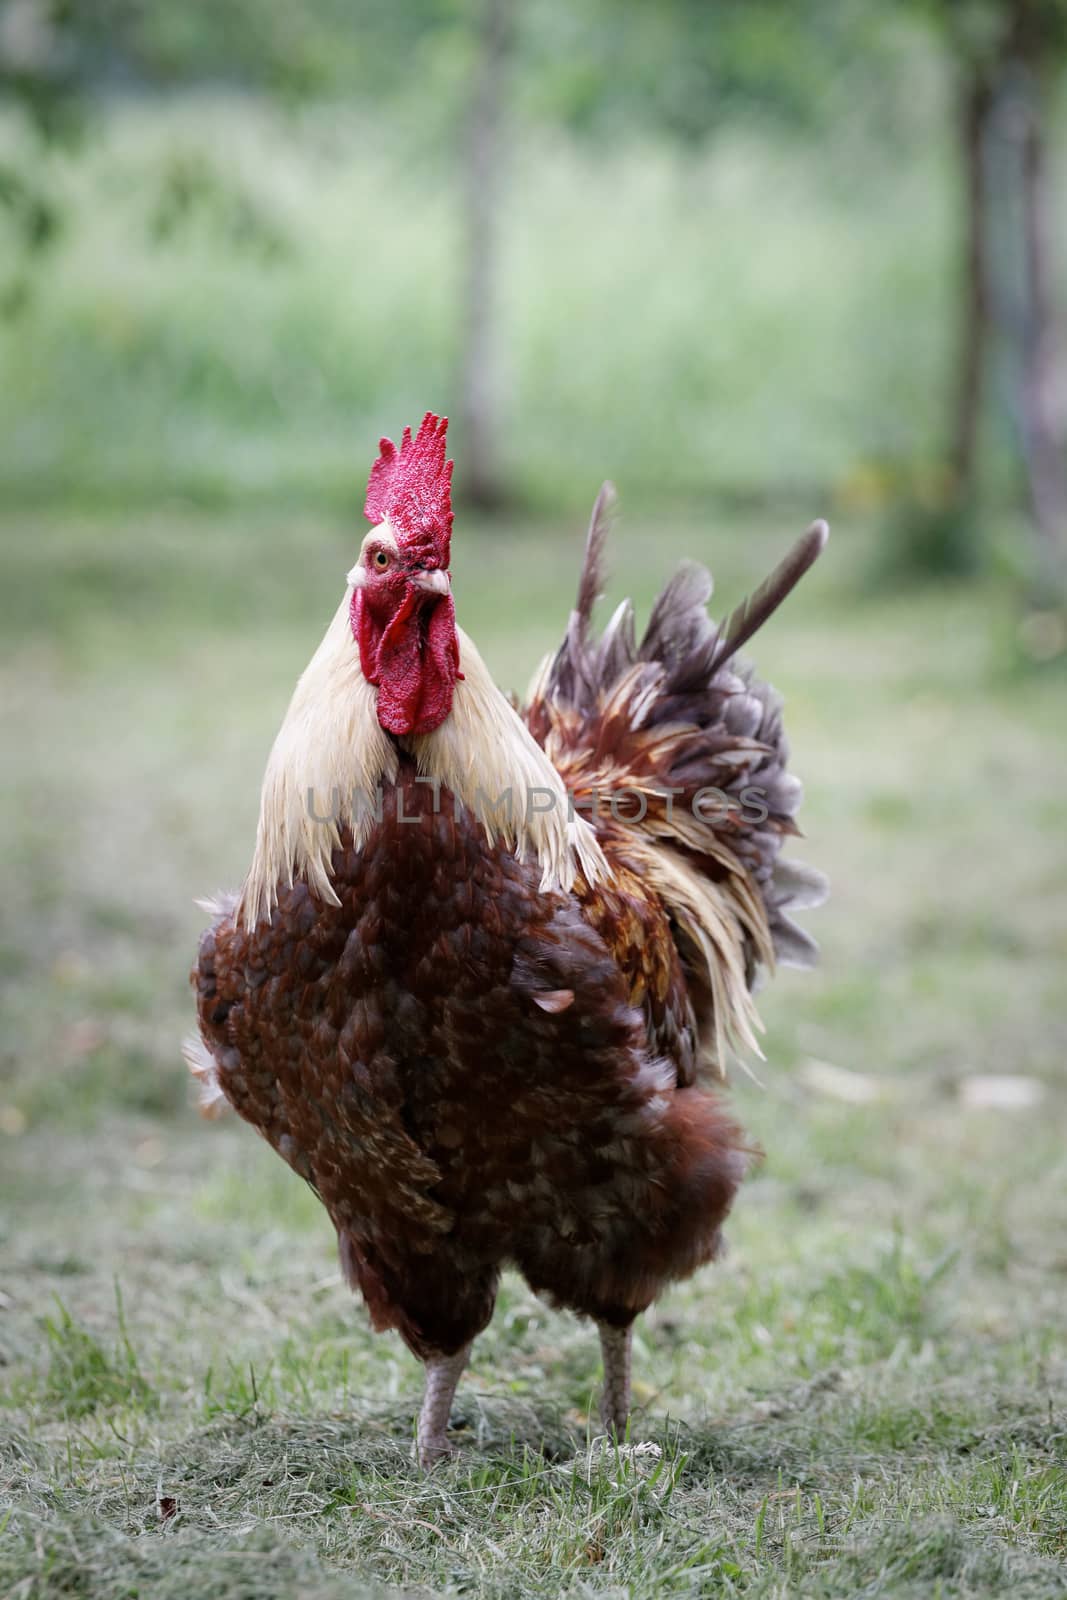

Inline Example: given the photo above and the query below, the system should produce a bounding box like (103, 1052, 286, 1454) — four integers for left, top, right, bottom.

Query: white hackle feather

(239, 600, 607, 930)
(238, 593, 398, 930)
(628, 839, 768, 1078)
(409, 629, 607, 895)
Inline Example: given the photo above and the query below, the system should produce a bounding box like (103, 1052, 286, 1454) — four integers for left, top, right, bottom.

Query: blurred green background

(1, 0, 1066, 572)
(2, 4, 1067, 1598)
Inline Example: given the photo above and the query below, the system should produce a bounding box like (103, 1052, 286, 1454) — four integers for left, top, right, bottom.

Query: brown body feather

(195, 763, 748, 1357)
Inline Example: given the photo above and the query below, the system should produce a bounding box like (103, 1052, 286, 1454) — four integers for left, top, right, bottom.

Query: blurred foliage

(518, 0, 927, 144)
(0, 0, 958, 156)
(0, 0, 1065, 588)
(0, 101, 961, 512)
(147, 151, 290, 261)
(912, 0, 1067, 68)
(0, 0, 471, 102)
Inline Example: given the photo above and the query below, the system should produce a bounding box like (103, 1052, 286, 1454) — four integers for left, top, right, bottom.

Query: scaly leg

(597, 1321, 633, 1437)
(417, 1345, 470, 1469)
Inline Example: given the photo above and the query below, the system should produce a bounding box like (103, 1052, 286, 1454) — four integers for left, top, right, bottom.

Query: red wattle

(351, 588, 460, 736)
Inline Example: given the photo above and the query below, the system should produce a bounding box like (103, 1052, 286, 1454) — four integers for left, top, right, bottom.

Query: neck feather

(409, 627, 607, 896)
(239, 599, 606, 929)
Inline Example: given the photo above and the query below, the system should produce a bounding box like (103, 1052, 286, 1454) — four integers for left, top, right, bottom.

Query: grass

(0, 495, 1065, 1597)
(35, 1288, 156, 1421)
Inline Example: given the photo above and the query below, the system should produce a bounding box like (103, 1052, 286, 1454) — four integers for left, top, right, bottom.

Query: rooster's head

(349, 412, 460, 736)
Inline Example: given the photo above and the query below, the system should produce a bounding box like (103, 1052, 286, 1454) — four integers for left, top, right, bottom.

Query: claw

(416, 1433, 458, 1471)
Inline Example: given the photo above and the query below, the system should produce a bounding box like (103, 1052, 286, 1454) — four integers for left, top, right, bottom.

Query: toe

(417, 1434, 457, 1470)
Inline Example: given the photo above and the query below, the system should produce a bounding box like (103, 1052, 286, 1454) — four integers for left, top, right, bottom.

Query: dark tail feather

(574, 480, 616, 637)
(711, 520, 829, 672)
(549, 481, 617, 709)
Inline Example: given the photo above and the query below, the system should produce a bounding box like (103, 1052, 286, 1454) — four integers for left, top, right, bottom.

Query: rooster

(187, 413, 827, 1467)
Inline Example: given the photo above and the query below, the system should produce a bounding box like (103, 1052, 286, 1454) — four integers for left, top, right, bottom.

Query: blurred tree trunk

(940, 0, 1067, 590)
(458, 0, 513, 509)
(1013, 19, 1067, 583)
(950, 67, 994, 508)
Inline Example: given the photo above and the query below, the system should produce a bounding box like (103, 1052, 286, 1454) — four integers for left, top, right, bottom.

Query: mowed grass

(1, 503, 1066, 1598)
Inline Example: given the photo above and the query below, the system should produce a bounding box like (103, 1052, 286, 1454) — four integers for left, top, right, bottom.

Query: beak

(346, 564, 366, 589)
(411, 568, 450, 596)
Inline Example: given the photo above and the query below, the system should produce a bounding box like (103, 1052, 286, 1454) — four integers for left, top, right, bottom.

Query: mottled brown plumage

(188, 434, 826, 1466)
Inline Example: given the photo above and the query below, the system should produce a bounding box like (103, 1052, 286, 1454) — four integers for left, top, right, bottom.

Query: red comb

(364, 412, 454, 568)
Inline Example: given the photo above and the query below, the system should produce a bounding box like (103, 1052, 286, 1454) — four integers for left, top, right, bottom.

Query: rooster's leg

(597, 1321, 633, 1436)
(417, 1345, 470, 1469)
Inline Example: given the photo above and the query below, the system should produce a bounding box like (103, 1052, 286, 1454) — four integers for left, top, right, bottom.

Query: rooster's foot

(597, 1320, 633, 1438)
(416, 1345, 470, 1472)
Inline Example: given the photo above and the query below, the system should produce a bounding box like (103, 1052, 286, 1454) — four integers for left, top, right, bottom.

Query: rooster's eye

(372, 550, 390, 571)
